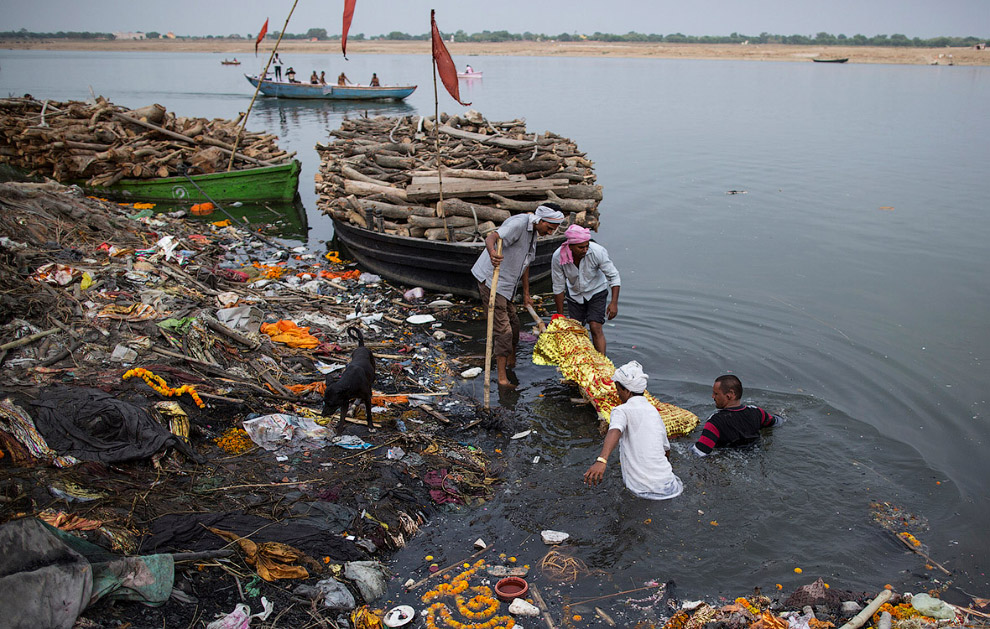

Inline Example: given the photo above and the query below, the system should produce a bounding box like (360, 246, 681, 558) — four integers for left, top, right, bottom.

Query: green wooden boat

(85, 160, 301, 202)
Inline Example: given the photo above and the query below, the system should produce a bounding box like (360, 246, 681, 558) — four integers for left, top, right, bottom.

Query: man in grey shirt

(551, 224, 621, 355)
(472, 203, 565, 386)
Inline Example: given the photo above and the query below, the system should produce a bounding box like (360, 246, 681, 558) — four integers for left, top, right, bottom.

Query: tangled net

(538, 549, 596, 584)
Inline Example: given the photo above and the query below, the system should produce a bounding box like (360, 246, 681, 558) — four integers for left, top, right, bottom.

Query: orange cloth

(209, 528, 315, 581)
(260, 320, 320, 348)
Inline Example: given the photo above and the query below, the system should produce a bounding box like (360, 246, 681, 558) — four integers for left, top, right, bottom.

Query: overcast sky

(4, 0, 988, 39)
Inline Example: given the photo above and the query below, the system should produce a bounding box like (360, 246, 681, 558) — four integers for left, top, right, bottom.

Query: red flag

(255, 18, 269, 55)
(341, 0, 356, 59)
(431, 10, 470, 106)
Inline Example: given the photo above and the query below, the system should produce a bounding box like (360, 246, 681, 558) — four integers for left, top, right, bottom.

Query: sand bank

(3, 38, 988, 66)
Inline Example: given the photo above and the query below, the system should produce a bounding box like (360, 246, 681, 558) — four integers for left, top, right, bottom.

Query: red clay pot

(494, 576, 529, 602)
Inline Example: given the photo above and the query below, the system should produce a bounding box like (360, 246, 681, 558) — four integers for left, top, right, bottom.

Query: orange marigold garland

(123, 367, 206, 408)
(421, 561, 514, 629)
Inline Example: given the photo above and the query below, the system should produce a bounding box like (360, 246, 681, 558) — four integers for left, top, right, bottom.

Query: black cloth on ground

(139, 511, 365, 562)
(29, 386, 203, 463)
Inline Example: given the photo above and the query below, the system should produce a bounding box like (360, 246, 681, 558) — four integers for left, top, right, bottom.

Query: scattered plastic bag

(403, 287, 425, 302)
(242, 414, 332, 453)
(205, 598, 273, 629)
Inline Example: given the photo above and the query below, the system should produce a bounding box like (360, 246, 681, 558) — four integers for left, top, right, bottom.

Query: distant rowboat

(221, 59, 241, 65)
(457, 71, 483, 79)
(812, 57, 849, 63)
(245, 75, 416, 100)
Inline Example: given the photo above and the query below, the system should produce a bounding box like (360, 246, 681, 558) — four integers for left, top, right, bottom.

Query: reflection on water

(250, 97, 416, 141)
(151, 195, 309, 244)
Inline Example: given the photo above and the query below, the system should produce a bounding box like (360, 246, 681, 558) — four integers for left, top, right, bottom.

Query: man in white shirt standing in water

(583, 361, 683, 500)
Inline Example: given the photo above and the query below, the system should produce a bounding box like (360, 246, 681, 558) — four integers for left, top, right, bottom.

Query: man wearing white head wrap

(583, 360, 683, 500)
(471, 202, 565, 387)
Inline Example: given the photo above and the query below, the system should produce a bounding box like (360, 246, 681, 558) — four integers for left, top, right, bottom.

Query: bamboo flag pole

(431, 52, 452, 241)
(227, 0, 299, 172)
(483, 239, 503, 409)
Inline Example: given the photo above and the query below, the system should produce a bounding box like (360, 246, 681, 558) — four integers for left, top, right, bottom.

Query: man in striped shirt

(692, 374, 783, 456)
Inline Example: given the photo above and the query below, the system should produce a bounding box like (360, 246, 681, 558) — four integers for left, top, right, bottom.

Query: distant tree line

(0, 28, 116, 40)
(2, 28, 985, 48)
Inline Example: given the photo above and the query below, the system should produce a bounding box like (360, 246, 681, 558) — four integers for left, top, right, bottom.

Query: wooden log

(498, 158, 561, 175)
(838, 590, 891, 629)
(437, 198, 510, 223)
(409, 167, 512, 181)
(0, 327, 59, 351)
(439, 125, 536, 150)
(373, 154, 416, 169)
(128, 103, 167, 124)
(341, 165, 393, 187)
(487, 194, 540, 212)
(346, 209, 368, 228)
(407, 215, 480, 229)
(406, 178, 569, 203)
(545, 190, 599, 212)
(344, 179, 408, 201)
(556, 184, 603, 200)
(112, 113, 278, 168)
(355, 198, 435, 219)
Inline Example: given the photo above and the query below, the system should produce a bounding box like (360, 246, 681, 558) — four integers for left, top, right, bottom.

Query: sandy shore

(4, 38, 988, 66)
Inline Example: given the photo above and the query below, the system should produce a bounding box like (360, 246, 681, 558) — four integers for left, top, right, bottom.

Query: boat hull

(457, 72, 483, 79)
(332, 219, 564, 297)
(246, 75, 416, 100)
(812, 58, 849, 63)
(85, 161, 301, 202)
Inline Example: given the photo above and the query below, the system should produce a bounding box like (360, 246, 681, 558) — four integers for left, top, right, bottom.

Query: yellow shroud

(533, 317, 698, 437)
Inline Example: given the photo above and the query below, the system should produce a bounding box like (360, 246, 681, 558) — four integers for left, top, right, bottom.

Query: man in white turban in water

(472, 202, 565, 387)
(583, 361, 683, 500)
(550, 224, 621, 355)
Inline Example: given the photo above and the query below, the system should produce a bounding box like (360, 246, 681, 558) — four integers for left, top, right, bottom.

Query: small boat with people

(221, 59, 241, 65)
(457, 71, 483, 79)
(245, 75, 416, 101)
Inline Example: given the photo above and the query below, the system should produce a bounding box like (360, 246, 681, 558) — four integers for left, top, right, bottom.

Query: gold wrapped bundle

(532, 316, 699, 438)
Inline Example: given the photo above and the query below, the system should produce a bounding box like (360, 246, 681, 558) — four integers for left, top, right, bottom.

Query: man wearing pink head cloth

(550, 224, 621, 354)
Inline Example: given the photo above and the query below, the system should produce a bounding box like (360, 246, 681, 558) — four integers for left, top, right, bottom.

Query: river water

(2, 50, 988, 608)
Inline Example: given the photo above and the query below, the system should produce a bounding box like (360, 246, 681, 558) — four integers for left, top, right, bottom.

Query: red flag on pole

(431, 10, 470, 106)
(255, 18, 269, 55)
(341, 0, 356, 59)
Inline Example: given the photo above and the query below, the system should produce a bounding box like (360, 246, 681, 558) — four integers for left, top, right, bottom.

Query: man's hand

(489, 248, 503, 268)
(606, 301, 618, 320)
(523, 294, 535, 310)
(583, 461, 606, 486)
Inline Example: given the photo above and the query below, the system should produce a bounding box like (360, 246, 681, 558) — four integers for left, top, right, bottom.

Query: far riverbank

(3, 38, 988, 66)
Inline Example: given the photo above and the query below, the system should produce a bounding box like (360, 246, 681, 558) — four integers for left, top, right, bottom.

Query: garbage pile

(316, 110, 603, 241)
(0, 180, 507, 628)
(0, 96, 294, 188)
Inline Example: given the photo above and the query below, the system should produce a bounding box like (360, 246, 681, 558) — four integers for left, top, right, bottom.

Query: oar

(483, 239, 503, 409)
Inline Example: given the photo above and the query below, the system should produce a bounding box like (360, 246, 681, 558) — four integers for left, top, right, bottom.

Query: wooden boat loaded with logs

(317, 111, 602, 297)
(0, 97, 300, 202)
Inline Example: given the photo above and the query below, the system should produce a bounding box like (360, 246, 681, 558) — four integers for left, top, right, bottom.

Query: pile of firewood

(316, 110, 602, 241)
(0, 97, 294, 188)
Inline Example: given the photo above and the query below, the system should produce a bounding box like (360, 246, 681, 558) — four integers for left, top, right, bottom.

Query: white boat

(457, 71, 483, 79)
